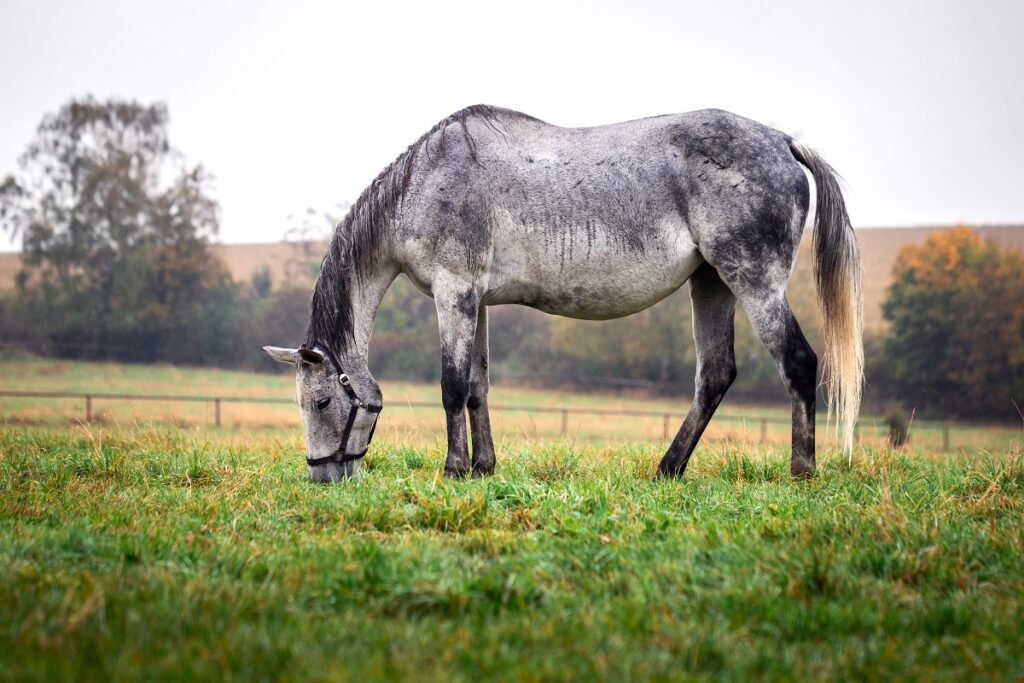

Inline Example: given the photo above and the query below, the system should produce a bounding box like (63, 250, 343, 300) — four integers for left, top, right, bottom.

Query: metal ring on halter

(303, 342, 382, 466)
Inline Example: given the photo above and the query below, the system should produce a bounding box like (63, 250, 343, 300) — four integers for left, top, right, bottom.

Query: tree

(882, 226, 1024, 419)
(0, 96, 236, 363)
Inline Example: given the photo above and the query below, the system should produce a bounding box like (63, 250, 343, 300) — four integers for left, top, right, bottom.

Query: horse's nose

(307, 460, 357, 483)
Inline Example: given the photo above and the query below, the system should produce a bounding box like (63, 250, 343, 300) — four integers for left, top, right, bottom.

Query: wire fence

(0, 388, 782, 440)
(2, 389, 1021, 453)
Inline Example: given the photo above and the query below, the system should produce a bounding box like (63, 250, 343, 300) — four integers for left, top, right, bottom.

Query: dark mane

(304, 105, 537, 355)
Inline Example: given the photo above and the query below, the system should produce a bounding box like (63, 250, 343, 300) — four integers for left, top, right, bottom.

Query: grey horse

(264, 105, 863, 482)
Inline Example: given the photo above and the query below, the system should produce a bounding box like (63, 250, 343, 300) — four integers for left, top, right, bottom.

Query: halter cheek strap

(304, 343, 383, 467)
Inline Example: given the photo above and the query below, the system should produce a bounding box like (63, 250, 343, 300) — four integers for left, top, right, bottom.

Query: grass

(1, 425, 1023, 681)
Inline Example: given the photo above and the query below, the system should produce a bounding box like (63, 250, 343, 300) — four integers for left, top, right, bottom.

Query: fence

(0, 389, 784, 441)
(2, 389, 1020, 452)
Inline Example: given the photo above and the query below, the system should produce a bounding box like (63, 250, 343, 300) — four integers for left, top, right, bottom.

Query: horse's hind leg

(468, 305, 496, 476)
(736, 288, 818, 477)
(658, 263, 737, 477)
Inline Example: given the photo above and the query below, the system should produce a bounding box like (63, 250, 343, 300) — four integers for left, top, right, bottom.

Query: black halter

(304, 343, 382, 467)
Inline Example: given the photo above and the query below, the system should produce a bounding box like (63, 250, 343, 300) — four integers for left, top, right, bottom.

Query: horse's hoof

(656, 457, 688, 478)
(444, 466, 470, 479)
(471, 457, 495, 478)
(471, 464, 495, 478)
(791, 462, 816, 479)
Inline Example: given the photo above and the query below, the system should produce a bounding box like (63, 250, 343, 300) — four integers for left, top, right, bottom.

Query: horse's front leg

(468, 305, 496, 476)
(434, 277, 480, 478)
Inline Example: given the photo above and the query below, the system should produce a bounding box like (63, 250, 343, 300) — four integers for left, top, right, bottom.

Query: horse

(264, 105, 863, 483)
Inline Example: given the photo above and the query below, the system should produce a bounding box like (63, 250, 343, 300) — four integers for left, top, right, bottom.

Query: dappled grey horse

(264, 105, 863, 482)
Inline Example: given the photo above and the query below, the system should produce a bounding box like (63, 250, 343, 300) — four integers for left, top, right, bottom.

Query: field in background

(1, 357, 1021, 454)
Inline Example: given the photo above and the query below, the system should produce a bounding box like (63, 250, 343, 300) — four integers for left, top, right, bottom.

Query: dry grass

(1, 356, 1021, 453)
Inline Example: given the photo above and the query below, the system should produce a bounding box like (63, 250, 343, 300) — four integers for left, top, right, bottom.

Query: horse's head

(263, 344, 383, 482)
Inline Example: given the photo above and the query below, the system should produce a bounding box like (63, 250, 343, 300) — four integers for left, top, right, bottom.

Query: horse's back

(396, 107, 808, 318)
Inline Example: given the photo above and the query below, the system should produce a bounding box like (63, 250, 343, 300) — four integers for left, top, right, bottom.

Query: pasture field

(0, 356, 1020, 452)
(1, 426, 1023, 681)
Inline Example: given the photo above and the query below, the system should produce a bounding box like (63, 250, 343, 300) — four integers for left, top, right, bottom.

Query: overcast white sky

(1, 0, 1022, 250)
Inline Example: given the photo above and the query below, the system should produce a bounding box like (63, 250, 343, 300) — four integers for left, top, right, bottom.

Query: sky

(1, 0, 1022, 250)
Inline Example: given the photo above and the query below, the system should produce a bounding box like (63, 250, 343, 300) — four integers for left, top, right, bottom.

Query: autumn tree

(882, 226, 1024, 419)
(0, 97, 237, 364)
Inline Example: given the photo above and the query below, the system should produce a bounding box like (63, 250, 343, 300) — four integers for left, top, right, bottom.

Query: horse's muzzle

(307, 457, 359, 483)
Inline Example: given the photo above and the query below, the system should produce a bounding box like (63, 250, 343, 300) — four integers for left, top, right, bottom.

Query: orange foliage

(883, 226, 1024, 418)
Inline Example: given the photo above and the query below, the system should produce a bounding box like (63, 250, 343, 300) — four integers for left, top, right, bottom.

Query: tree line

(2, 98, 1022, 421)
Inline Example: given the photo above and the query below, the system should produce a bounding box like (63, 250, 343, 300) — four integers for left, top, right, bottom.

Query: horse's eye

(316, 397, 331, 410)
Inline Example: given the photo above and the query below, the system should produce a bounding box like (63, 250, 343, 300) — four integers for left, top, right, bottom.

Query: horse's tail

(790, 141, 864, 455)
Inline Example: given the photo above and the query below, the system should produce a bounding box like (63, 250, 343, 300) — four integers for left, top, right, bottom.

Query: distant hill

(2, 225, 1022, 331)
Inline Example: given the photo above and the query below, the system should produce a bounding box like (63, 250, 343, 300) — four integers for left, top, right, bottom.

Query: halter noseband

(303, 343, 382, 467)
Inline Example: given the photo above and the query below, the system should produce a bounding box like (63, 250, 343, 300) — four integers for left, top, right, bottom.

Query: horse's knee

(441, 361, 471, 412)
(468, 378, 487, 411)
(442, 385, 469, 412)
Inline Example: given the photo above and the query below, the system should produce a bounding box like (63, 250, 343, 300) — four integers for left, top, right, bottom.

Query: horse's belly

(485, 215, 702, 319)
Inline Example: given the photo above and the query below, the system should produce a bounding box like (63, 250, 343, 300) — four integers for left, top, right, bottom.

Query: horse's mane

(304, 105, 538, 355)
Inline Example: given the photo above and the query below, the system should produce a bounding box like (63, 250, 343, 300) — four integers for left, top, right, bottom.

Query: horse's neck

(344, 263, 399, 362)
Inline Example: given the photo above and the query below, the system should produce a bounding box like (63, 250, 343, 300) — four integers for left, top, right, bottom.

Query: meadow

(1, 358, 1023, 680)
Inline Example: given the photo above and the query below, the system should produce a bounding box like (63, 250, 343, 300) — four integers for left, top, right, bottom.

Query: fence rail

(1, 389, 1020, 449)
(0, 388, 789, 438)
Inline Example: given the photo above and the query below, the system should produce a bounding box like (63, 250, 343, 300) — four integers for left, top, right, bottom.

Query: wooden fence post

(560, 409, 568, 435)
(85, 395, 92, 422)
(760, 418, 768, 443)
(663, 414, 671, 441)
(215, 398, 221, 428)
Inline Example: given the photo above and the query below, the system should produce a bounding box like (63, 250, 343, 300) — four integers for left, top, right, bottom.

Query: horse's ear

(297, 347, 325, 365)
(263, 346, 299, 364)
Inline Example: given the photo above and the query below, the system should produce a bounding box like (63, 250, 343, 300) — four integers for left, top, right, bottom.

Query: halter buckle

(304, 341, 382, 468)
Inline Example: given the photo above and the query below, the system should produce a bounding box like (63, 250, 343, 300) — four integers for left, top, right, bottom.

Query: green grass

(2, 426, 1023, 681)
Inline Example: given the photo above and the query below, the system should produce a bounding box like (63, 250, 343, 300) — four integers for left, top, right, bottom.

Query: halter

(303, 343, 382, 467)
